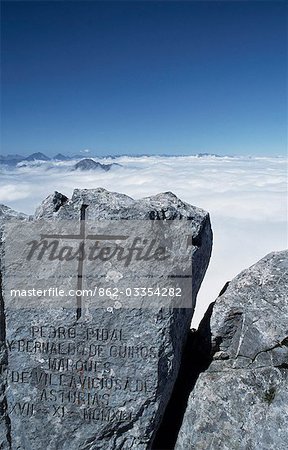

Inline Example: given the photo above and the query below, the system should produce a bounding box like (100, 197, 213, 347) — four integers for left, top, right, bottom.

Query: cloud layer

(0, 155, 286, 326)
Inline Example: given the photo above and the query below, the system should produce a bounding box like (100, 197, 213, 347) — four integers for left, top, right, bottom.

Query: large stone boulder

(1, 188, 212, 450)
(175, 250, 288, 450)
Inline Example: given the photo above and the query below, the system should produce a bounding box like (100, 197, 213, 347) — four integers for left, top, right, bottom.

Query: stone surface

(175, 250, 288, 450)
(1, 188, 212, 450)
(0, 206, 28, 450)
(34, 191, 69, 220)
(0, 205, 28, 222)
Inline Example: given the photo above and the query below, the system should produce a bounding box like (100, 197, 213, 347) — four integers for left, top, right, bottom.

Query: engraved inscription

(7, 323, 157, 422)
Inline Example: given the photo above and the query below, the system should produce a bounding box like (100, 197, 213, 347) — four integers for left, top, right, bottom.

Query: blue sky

(1, 1, 287, 157)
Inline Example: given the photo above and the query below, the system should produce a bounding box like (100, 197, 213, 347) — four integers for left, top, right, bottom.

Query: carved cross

(41, 204, 128, 320)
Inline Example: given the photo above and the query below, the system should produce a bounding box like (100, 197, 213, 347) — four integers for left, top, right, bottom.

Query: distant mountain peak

(195, 152, 222, 158)
(25, 152, 50, 161)
(73, 158, 119, 172)
(53, 153, 71, 161)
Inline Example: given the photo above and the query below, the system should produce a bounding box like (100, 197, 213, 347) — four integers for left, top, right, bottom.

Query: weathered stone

(34, 191, 69, 219)
(175, 250, 288, 450)
(1, 188, 212, 450)
(0, 206, 28, 450)
(0, 205, 27, 222)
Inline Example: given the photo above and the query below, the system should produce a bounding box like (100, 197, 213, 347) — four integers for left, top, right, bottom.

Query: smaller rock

(175, 250, 288, 450)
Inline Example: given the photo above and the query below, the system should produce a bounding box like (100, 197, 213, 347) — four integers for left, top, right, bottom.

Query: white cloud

(0, 155, 286, 326)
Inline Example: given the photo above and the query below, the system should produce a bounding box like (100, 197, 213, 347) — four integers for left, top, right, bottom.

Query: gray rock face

(0, 206, 28, 450)
(34, 191, 69, 219)
(176, 250, 288, 450)
(0, 205, 27, 222)
(1, 188, 212, 450)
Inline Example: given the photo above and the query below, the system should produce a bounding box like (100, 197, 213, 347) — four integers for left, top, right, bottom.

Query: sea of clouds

(0, 155, 287, 326)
